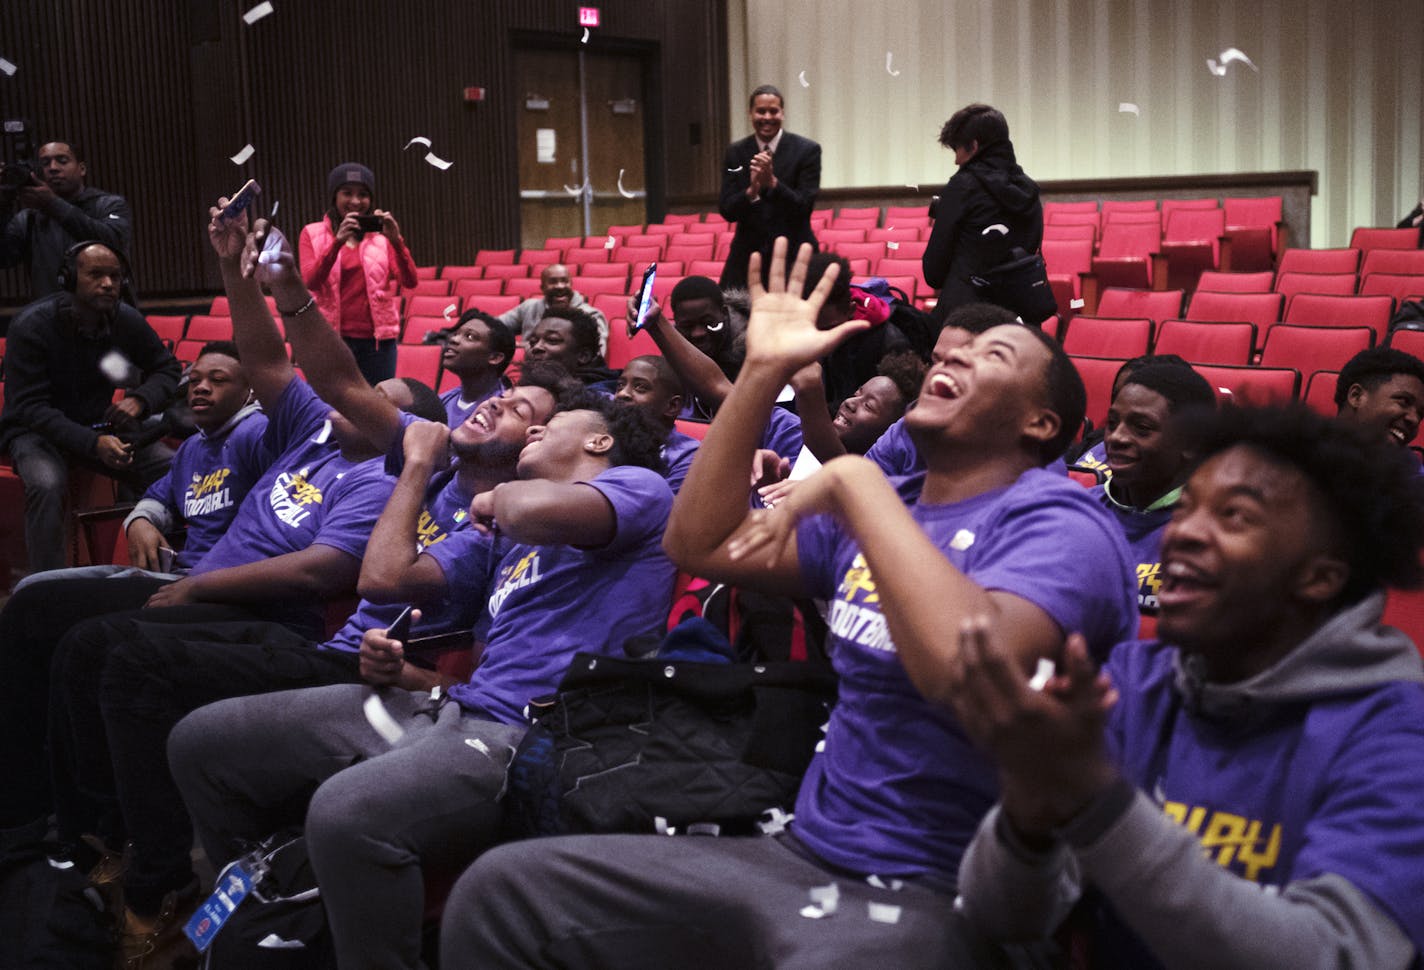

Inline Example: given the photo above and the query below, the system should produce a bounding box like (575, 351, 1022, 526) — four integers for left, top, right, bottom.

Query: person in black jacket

(718, 84, 821, 289)
(0, 140, 135, 301)
(0, 242, 178, 572)
(1399, 197, 1423, 246)
(922, 104, 1043, 320)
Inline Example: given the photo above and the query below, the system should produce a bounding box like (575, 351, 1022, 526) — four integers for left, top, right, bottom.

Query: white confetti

(904, 184, 919, 191)
(867, 902, 902, 924)
(1205, 58, 1226, 77)
(241, 1, 274, 25)
(98, 350, 134, 384)
(757, 807, 793, 835)
(1028, 658, 1055, 692)
(1217, 386, 1233, 396)
(809, 883, 840, 914)
(464, 737, 490, 755)
(108, 213, 121, 219)
(403, 136, 433, 151)
(563, 179, 589, 197)
(229, 144, 255, 165)
(886, 241, 900, 251)
(269, 200, 279, 218)
(814, 739, 826, 753)
(949, 528, 976, 551)
(1118, 102, 1140, 116)
(363, 694, 405, 744)
(1070, 298, 1085, 309)
(1217, 47, 1259, 71)
(0, 58, 16, 77)
(800, 905, 828, 919)
(885, 52, 900, 77)
(981, 224, 1009, 236)
(443, 303, 458, 319)
(616, 168, 636, 199)
(866, 875, 904, 891)
(798, 70, 809, 88)
(581, 27, 590, 43)
(424, 152, 453, 170)
(726, 166, 744, 173)
(654, 816, 674, 835)
(603, 235, 616, 250)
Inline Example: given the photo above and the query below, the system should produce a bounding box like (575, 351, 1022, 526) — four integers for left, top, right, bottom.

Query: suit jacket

(718, 131, 821, 288)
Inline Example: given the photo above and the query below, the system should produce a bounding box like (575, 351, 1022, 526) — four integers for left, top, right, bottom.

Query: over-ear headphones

(57, 240, 131, 293)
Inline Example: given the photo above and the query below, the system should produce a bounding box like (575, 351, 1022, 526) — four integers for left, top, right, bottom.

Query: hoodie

(921, 139, 1044, 316)
(957, 591, 1424, 970)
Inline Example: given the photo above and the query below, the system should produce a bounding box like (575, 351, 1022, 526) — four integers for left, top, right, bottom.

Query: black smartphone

(629, 263, 657, 333)
(356, 214, 384, 233)
(385, 605, 414, 643)
(217, 179, 262, 223)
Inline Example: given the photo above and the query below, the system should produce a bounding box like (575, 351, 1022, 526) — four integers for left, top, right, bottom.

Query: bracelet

(278, 296, 316, 317)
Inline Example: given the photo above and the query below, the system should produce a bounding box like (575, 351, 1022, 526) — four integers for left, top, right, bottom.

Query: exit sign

(579, 7, 600, 27)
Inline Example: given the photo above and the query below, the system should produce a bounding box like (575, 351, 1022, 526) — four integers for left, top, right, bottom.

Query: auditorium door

(515, 47, 649, 250)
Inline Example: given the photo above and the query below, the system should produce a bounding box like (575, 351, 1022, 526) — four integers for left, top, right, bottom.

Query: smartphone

(385, 605, 415, 643)
(630, 263, 657, 333)
(356, 214, 384, 233)
(217, 179, 262, 223)
(156, 546, 177, 573)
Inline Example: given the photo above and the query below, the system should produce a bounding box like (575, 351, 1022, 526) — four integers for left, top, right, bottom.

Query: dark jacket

(0, 293, 180, 456)
(1398, 203, 1424, 246)
(922, 141, 1043, 318)
(0, 186, 134, 299)
(718, 132, 821, 289)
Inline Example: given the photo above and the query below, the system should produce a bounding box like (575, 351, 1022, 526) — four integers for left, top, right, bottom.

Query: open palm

(744, 239, 869, 373)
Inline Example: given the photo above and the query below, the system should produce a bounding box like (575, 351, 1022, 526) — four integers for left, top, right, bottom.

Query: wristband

(278, 296, 316, 317)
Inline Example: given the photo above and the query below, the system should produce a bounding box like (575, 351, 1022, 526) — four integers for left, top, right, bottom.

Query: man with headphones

(0, 240, 179, 572)
(0, 140, 134, 300)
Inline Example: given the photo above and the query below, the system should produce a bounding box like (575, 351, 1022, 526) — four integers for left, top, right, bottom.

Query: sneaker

(115, 879, 201, 970)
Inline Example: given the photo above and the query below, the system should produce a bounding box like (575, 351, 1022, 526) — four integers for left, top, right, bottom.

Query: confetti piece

(757, 807, 793, 835)
(443, 303, 458, 319)
(867, 902, 902, 924)
(99, 351, 134, 384)
(1118, 102, 1140, 116)
(726, 166, 744, 173)
(269, 200, 279, 218)
(363, 694, 405, 744)
(885, 52, 900, 77)
(1217, 386, 1233, 396)
(464, 737, 490, 755)
(581, 27, 590, 43)
(242, 1, 274, 24)
(230, 144, 255, 165)
(981, 224, 1009, 236)
(403, 136, 433, 151)
(866, 875, 904, 891)
(905, 184, 918, 191)
(798, 70, 809, 88)
(1028, 658, 1055, 692)
(654, 816, 673, 835)
(809, 883, 839, 914)
(814, 739, 826, 752)
(949, 528, 975, 551)
(1070, 298, 1085, 309)
(604, 235, 615, 250)
(0, 58, 16, 77)
(886, 241, 900, 251)
(800, 905, 828, 919)
(1217, 47, 1259, 71)
(616, 168, 636, 199)
(424, 152, 453, 170)
(1205, 59, 1226, 77)
(563, 180, 589, 197)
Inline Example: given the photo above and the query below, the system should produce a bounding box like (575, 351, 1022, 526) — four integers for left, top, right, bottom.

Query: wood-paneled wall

(0, 0, 729, 303)
(729, 0, 1424, 250)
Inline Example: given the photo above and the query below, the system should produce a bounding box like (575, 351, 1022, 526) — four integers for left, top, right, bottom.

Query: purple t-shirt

(141, 408, 273, 569)
(322, 471, 493, 653)
(440, 379, 510, 429)
(1093, 484, 1173, 615)
(1100, 639, 1424, 964)
(793, 467, 1138, 881)
(1076, 440, 1111, 479)
(448, 465, 677, 723)
(661, 429, 701, 495)
(192, 379, 396, 626)
(761, 405, 804, 460)
(864, 418, 926, 504)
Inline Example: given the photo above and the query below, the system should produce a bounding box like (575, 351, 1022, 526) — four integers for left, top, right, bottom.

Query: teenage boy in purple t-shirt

(1092, 361, 1214, 624)
(170, 393, 676, 970)
(438, 309, 516, 427)
(437, 241, 1137, 969)
(956, 405, 1424, 969)
(613, 354, 700, 494)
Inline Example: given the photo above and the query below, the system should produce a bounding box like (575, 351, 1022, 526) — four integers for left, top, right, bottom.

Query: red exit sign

(579, 7, 600, 27)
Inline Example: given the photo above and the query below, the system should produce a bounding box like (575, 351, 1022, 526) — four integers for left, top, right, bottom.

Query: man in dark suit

(718, 85, 821, 289)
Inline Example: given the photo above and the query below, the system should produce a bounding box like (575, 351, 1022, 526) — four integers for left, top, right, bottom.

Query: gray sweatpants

(440, 832, 1018, 970)
(168, 683, 526, 970)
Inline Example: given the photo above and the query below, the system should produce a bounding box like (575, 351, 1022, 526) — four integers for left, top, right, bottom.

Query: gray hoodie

(957, 591, 1423, 970)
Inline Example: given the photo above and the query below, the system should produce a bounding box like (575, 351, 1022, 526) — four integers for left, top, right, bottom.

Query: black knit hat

(327, 163, 375, 201)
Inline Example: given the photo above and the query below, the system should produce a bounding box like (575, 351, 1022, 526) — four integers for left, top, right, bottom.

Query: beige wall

(728, 0, 1423, 248)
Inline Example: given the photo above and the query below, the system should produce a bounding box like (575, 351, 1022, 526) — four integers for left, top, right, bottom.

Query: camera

(356, 214, 384, 233)
(0, 118, 38, 192)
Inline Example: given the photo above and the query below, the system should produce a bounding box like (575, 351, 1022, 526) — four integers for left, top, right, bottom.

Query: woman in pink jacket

(299, 163, 418, 383)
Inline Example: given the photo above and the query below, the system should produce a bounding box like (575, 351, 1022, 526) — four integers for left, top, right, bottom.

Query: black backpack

(200, 831, 334, 970)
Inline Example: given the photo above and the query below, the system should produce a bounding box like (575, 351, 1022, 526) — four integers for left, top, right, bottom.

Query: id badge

(184, 862, 255, 952)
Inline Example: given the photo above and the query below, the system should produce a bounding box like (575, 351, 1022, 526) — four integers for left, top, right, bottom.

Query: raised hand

(743, 238, 870, 377)
(207, 197, 250, 261)
(403, 419, 452, 469)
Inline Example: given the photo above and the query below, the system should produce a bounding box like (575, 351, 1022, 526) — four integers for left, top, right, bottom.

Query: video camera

(1, 118, 39, 192)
